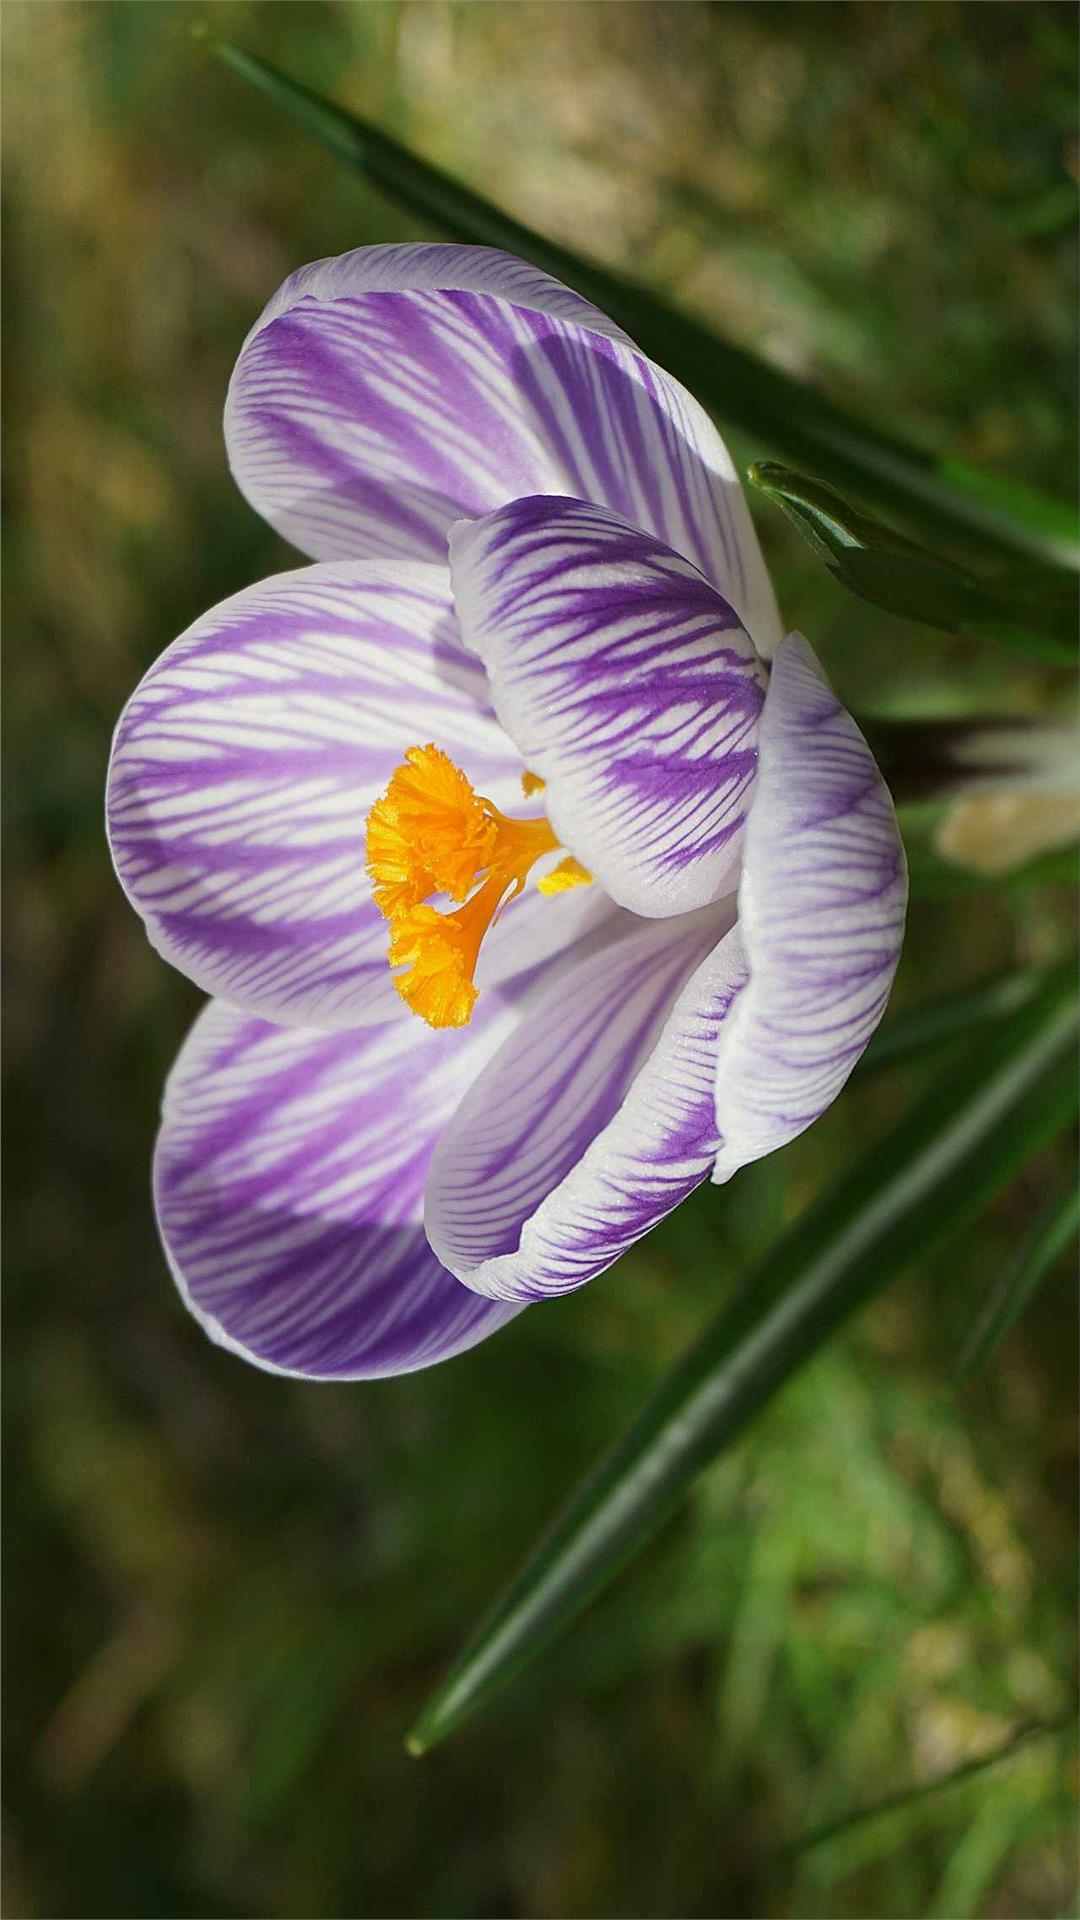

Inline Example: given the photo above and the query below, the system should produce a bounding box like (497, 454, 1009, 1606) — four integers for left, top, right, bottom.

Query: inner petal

(449, 495, 767, 920)
(424, 902, 741, 1302)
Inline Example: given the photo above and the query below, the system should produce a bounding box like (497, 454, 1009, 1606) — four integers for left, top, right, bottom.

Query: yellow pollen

(365, 743, 496, 919)
(521, 770, 546, 797)
(366, 744, 580, 1029)
(537, 855, 593, 896)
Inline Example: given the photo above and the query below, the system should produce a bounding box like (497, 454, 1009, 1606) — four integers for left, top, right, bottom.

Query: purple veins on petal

(711, 632, 908, 1178)
(105, 559, 529, 1029)
(425, 904, 744, 1303)
(450, 495, 767, 920)
(224, 243, 782, 652)
(154, 995, 527, 1379)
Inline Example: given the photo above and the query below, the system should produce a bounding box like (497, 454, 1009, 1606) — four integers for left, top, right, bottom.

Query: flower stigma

(366, 744, 591, 1029)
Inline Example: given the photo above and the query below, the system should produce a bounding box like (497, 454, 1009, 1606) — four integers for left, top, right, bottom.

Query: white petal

(225, 243, 782, 653)
(107, 558, 577, 1027)
(155, 994, 526, 1379)
(425, 904, 741, 1302)
(712, 633, 908, 1179)
(452, 496, 766, 917)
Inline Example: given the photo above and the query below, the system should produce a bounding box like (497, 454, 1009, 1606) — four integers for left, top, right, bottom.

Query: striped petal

(711, 633, 908, 1180)
(154, 993, 526, 1379)
(425, 904, 743, 1303)
(106, 560, 601, 1028)
(450, 497, 767, 918)
(225, 244, 782, 653)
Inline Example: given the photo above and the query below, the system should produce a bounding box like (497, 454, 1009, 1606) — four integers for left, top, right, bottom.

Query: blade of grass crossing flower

(211, 42, 1080, 573)
(406, 967, 1079, 1752)
(957, 1182, 1080, 1376)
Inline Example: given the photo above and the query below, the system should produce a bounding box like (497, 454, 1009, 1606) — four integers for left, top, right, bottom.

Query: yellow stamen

(366, 743, 497, 919)
(366, 744, 578, 1029)
(386, 904, 481, 1030)
(521, 770, 546, 797)
(537, 855, 593, 896)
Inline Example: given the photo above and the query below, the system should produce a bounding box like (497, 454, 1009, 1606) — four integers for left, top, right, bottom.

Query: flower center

(366, 743, 591, 1029)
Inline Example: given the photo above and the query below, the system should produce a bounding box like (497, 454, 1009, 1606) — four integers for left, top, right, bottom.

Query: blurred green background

(4, 4, 1077, 1916)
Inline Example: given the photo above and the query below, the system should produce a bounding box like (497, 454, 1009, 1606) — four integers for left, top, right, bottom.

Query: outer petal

(225, 244, 782, 653)
(107, 560, 605, 1027)
(425, 904, 744, 1303)
(711, 633, 908, 1181)
(154, 993, 526, 1379)
(450, 497, 766, 917)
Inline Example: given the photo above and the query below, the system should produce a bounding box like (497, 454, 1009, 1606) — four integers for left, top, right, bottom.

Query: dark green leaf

(750, 463, 1077, 662)
(407, 968, 1078, 1752)
(212, 42, 1080, 575)
(958, 1182, 1080, 1374)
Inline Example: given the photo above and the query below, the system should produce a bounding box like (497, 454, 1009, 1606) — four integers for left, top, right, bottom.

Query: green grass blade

(407, 968, 1079, 1753)
(942, 457, 1080, 556)
(958, 1181, 1080, 1375)
(750, 464, 1078, 663)
(212, 42, 1079, 573)
(787, 1715, 1074, 1857)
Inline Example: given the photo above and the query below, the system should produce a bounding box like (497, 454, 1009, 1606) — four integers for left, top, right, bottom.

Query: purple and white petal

(106, 559, 598, 1028)
(425, 904, 744, 1303)
(711, 633, 908, 1181)
(107, 561, 506, 1026)
(225, 244, 782, 653)
(451, 497, 766, 918)
(106, 560, 495, 1029)
(479, 877, 616, 995)
(155, 993, 527, 1379)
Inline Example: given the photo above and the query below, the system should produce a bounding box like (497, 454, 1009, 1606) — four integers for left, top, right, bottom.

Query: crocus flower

(106, 245, 907, 1380)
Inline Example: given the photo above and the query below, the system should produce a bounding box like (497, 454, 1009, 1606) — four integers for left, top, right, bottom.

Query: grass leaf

(750, 463, 1077, 663)
(787, 1714, 1074, 1857)
(958, 1181, 1080, 1374)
